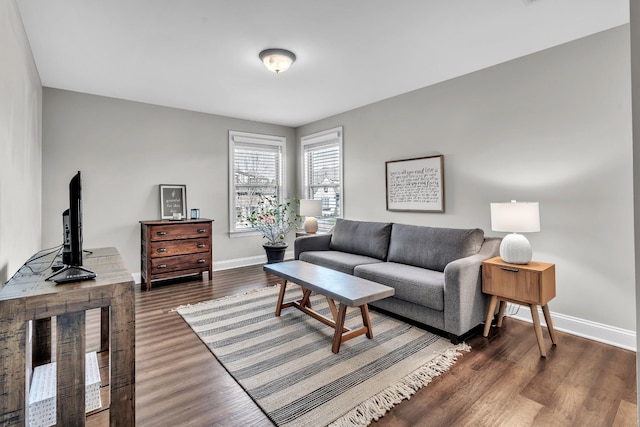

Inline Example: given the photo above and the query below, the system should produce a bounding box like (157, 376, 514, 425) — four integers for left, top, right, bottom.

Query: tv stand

(0, 247, 135, 426)
(46, 264, 96, 283)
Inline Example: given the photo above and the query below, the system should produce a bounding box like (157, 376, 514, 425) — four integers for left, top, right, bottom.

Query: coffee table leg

(326, 298, 338, 321)
(332, 303, 348, 354)
(360, 304, 373, 339)
(275, 280, 288, 316)
(300, 288, 313, 308)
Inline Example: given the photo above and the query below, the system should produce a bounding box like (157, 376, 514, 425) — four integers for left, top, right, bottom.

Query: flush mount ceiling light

(259, 48, 296, 74)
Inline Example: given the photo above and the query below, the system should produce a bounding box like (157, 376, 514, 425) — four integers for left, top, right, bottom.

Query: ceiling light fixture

(259, 48, 296, 74)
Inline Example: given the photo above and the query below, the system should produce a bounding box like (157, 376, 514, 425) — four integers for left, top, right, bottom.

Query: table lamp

(300, 199, 322, 234)
(490, 200, 540, 264)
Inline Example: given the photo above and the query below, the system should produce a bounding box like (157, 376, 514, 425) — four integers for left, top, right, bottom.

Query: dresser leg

(530, 305, 546, 357)
(541, 304, 557, 345)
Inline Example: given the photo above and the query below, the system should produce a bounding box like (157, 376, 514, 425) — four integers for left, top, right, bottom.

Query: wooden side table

(482, 256, 557, 357)
(0, 247, 135, 426)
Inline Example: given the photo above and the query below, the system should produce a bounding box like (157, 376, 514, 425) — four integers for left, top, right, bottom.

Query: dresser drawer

(150, 252, 211, 275)
(149, 239, 210, 258)
(149, 222, 211, 241)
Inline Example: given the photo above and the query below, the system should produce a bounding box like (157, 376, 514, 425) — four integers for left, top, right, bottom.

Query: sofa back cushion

(330, 219, 392, 260)
(388, 224, 484, 272)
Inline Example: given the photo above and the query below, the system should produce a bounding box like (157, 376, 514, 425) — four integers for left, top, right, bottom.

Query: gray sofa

(294, 219, 501, 342)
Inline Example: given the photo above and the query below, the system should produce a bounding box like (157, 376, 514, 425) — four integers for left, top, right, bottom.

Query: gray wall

(41, 89, 296, 276)
(297, 25, 635, 332)
(0, 0, 42, 284)
(39, 25, 634, 334)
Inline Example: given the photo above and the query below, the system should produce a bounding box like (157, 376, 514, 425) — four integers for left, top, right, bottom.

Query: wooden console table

(0, 247, 135, 426)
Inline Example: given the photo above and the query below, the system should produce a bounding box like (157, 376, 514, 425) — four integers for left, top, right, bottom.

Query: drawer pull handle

(156, 231, 167, 236)
(157, 248, 167, 253)
(197, 228, 206, 233)
(500, 267, 519, 272)
(157, 264, 167, 269)
(197, 244, 206, 248)
(197, 259, 206, 264)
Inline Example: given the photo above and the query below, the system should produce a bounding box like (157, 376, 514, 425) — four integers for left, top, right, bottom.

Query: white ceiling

(16, 0, 629, 128)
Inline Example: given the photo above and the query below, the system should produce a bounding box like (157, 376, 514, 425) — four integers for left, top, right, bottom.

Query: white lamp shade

(490, 201, 540, 233)
(300, 199, 322, 217)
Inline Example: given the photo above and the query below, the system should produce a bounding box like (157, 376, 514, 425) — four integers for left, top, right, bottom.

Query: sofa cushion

(354, 262, 444, 311)
(388, 225, 484, 272)
(299, 250, 384, 275)
(329, 219, 392, 261)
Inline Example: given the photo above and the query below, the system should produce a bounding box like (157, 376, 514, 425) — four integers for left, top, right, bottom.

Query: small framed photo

(159, 184, 187, 220)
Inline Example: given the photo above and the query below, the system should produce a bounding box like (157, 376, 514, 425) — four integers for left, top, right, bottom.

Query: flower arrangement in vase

(238, 195, 300, 262)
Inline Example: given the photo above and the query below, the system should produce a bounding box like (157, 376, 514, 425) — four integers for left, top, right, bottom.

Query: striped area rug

(175, 285, 469, 427)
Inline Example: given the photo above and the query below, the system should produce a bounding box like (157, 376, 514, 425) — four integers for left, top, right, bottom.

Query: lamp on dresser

(490, 200, 540, 264)
(300, 199, 322, 234)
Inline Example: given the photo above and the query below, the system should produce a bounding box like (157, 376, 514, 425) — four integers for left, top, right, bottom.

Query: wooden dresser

(140, 219, 213, 290)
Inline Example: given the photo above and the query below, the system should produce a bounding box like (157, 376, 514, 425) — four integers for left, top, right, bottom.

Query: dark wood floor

(84, 264, 637, 426)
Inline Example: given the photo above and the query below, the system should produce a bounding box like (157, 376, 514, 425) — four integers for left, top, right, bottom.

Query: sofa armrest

(442, 237, 501, 336)
(294, 234, 332, 259)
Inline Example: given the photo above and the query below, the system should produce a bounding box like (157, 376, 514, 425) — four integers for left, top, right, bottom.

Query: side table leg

(496, 300, 507, 328)
(483, 295, 498, 337)
(530, 305, 547, 357)
(110, 282, 136, 426)
(0, 300, 27, 425)
(56, 311, 86, 426)
(541, 304, 557, 345)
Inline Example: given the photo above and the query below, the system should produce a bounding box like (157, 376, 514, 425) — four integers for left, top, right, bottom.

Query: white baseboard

(507, 303, 636, 351)
(213, 250, 295, 271)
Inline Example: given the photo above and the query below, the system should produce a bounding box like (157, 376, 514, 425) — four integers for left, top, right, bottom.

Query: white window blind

(301, 127, 343, 231)
(229, 131, 285, 234)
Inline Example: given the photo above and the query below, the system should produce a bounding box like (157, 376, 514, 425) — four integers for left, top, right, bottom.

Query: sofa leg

(448, 333, 461, 345)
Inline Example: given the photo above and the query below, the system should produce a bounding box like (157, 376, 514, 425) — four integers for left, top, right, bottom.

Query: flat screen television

(48, 171, 96, 283)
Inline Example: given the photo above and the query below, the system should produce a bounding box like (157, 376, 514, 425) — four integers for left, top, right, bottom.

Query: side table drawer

(483, 265, 541, 304)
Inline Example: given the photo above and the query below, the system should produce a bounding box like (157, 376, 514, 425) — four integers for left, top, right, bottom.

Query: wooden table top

(264, 260, 395, 307)
(0, 247, 133, 301)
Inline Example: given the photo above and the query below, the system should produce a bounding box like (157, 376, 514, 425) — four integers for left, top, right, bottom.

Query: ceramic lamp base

(304, 217, 318, 234)
(500, 233, 532, 264)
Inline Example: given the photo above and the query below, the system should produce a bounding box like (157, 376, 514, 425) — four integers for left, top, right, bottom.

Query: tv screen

(48, 171, 96, 283)
(68, 171, 83, 266)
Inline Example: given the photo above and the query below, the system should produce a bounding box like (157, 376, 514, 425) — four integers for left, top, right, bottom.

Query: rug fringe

(328, 342, 471, 427)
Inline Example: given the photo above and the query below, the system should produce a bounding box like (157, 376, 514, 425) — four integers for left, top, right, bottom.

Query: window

(229, 131, 286, 234)
(301, 127, 343, 231)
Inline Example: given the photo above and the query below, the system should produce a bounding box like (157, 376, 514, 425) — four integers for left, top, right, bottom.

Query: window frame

(300, 127, 344, 232)
(229, 130, 287, 237)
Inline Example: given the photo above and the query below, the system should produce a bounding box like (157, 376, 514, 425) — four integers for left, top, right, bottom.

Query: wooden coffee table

(263, 260, 395, 353)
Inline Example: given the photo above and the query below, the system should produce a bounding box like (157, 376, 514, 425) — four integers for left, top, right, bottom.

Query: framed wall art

(159, 184, 187, 219)
(385, 155, 444, 213)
